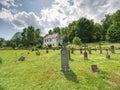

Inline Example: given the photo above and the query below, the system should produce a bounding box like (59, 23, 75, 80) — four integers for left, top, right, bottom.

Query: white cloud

(0, 0, 17, 8)
(40, 0, 120, 34)
(12, 11, 44, 34)
(1, 0, 120, 36)
(0, 8, 13, 22)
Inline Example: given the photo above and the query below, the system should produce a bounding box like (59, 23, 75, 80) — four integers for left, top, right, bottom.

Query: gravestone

(61, 44, 70, 72)
(84, 43, 88, 60)
(106, 48, 110, 59)
(36, 51, 40, 56)
(27, 52, 30, 54)
(99, 43, 102, 54)
(91, 65, 98, 72)
(46, 48, 49, 53)
(110, 45, 115, 53)
(0, 57, 2, 64)
(71, 48, 74, 54)
(80, 48, 82, 54)
(84, 51, 88, 60)
(18, 56, 25, 61)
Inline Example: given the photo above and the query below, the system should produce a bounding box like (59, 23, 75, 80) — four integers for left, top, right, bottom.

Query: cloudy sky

(0, 0, 120, 40)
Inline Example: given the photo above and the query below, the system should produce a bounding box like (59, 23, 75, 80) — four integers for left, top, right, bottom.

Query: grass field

(0, 44, 120, 90)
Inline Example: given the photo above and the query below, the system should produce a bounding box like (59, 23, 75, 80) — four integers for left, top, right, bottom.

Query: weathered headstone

(91, 65, 98, 72)
(106, 48, 110, 59)
(46, 48, 49, 53)
(84, 51, 88, 60)
(27, 52, 30, 54)
(110, 45, 115, 53)
(0, 57, 2, 64)
(61, 44, 70, 72)
(18, 56, 25, 61)
(84, 43, 88, 60)
(80, 48, 82, 54)
(36, 51, 40, 56)
(99, 43, 102, 54)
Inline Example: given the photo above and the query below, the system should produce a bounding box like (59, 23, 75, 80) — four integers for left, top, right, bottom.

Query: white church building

(43, 33, 62, 47)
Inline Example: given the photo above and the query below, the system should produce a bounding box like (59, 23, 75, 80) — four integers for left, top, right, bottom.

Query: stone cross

(61, 44, 70, 72)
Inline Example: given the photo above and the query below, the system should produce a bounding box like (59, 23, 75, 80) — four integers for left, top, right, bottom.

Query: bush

(72, 37, 82, 45)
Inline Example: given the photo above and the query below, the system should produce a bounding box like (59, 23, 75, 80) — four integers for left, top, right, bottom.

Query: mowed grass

(0, 46, 120, 90)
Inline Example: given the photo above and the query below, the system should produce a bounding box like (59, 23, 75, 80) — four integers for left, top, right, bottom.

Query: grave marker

(61, 44, 70, 72)
(18, 56, 25, 62)
(106, 48, 110, 59)
(36, 51, 40, 56)
(46, 48, 49, 53)
(80, 48, 82, 54)
(110, 45, 115, 53)
(84, 43, 88, 60)
(91, 65, 98, 72)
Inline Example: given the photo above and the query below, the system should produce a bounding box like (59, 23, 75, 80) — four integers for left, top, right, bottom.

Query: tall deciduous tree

(106, 10, 120, 42)
(21, 26, 42, 47)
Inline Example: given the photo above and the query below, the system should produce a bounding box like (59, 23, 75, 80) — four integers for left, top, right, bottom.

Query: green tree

(93, 23, 103, 42)
(53, 27, 60, 34)
(106, 23, 120, 42)
(106, 10, 120, 42)
(0, 38, 5, 47)
(102, 14, 112, 40)
(21, 26, 42, 47)
(76, 18, 94, 42)
(48, 30, 53, 35)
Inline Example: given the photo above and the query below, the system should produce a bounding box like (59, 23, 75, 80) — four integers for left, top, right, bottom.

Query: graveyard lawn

(0, 47, 120, 90)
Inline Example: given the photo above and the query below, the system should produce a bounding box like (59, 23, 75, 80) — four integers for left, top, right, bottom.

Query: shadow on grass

(0, 85, 4, 90)
(0, 57, 2, 64)
(63, 70, 79, 83)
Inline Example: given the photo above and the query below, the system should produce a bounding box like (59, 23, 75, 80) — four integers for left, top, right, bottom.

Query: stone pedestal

(61, 46, 70, 72)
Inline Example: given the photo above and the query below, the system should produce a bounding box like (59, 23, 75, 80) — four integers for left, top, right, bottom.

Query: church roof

(44, 33, 59, 39)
